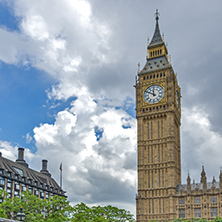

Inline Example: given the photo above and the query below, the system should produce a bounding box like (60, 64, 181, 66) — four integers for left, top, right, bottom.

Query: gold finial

(168, 55, 171, 65)
(137, 62, 140, 73)
(155, 9, 160, 20)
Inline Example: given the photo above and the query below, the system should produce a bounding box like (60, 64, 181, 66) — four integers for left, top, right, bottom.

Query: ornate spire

(212, 176, 216, 185)
(201, 165, 206, 183)
(149, 9, 164, 47)
(187, 171, 191, 183)
(200, 165, 207, 192)
(187, 172, 191, 193)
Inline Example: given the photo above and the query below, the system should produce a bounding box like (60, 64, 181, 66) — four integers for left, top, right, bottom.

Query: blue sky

(0, 64, 50, 148)
(1, 0, 222, 217)
(0, 2, 19, 31)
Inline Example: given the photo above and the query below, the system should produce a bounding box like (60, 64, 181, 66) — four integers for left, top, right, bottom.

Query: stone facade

(136, 10, 221, 221)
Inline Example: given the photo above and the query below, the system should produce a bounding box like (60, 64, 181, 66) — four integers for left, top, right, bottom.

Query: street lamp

(16, 207, 25, 221)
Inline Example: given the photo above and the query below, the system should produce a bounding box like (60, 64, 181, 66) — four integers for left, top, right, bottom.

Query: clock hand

(152, 87, 156, 96)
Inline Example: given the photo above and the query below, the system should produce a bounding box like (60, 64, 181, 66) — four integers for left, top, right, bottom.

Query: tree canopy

(0, 190, 135, 222)
(71, 202, 135, 222)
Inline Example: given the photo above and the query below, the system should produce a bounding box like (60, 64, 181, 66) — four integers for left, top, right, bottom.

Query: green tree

(0, 191, 135, 221)
(0, 190, 21, 219)
(71, 202, 135, 222)
(44, 194, 72, 222)
(0, 190, 72, 221)
(20, 191, 45, 222)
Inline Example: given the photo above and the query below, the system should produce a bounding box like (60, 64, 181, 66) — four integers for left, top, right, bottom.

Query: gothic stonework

(136, 10, 222, 221)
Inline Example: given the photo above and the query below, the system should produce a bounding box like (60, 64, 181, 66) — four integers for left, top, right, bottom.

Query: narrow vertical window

(161, 120, 163, 137)
(148, 147, 150, 163)
(162, 145, 164, 161)
(158, 121, 160, 138)
(159, 169, 161, 187)
(151, 122, 153, 139)
(148, 171, 150, 188)
(149, 199, 150, 213)
(147, 123, 149, 139)
(151, 147, 153, 163)
(163, 198, 164, 213)
(152, 171, 153, 188)
(159, 199, 161, 213)
(152, 199, 154, 213)
(162, 169, 164, 187)
(158, 146, 160, 162)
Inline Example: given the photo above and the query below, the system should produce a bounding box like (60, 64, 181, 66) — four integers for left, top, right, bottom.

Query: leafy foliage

(71, 202, 135, 222)
(0, 190, 135, 221)
(0, 190, 72, 221)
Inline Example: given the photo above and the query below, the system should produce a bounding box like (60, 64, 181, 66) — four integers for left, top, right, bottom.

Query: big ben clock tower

(135, 10, 181, 221)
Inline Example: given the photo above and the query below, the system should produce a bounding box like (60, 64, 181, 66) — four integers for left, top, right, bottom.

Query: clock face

(176, 90, 180, 108)
(144, 85, 164, 104)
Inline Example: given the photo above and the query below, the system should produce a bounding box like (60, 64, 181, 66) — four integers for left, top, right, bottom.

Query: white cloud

(0, 141, 17, 160)
(24, 133, 33, 144)
(181, 106, 222, 183)
(21, 14, 49, 40)
(33, 92, 136, 208)
(0, 0, 129, 103)
(0, 141, 35, 163)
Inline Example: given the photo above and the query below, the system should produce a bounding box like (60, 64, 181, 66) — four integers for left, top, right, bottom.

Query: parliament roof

(0, 148, 65, 195)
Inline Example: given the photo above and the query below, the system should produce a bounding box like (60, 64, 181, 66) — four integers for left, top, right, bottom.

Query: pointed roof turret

(187, 172, 191, 193)
(149, 9, 164, 47)
(187, 172, 191, 184)
(139, 9, 170, 74)
(212, 176, 216, 185)
(201, 165, 206, 183)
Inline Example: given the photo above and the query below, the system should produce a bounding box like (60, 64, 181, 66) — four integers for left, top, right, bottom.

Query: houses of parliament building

(135, 10, 222, 221)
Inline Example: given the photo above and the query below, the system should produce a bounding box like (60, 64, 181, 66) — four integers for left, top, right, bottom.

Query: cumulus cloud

(181, 107, 222, 183)
(0, 141, 35, 163)
(33, 91, 137, 207)
(0, 0, 136, 103)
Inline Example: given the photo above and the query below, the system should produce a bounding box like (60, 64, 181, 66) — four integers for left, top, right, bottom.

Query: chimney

(40, 160, 51, 177)
(16, 148, 28, 167)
